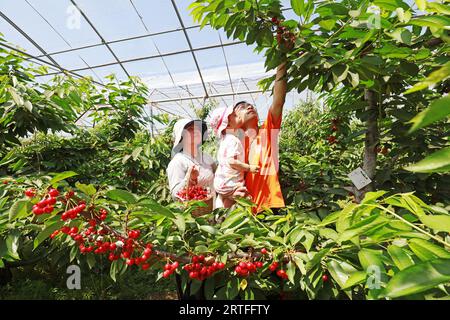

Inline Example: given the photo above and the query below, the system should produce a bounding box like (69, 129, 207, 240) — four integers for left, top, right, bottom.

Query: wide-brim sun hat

(172, 118, 208, 152)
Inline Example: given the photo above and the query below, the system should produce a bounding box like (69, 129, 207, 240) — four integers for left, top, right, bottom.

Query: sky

(0, 0, 315, 127)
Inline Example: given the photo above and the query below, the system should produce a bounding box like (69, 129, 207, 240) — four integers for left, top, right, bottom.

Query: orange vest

(245, 112, 285, 213)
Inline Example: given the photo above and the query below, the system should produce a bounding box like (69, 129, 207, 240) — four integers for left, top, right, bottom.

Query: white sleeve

(166, 155, 189, 200)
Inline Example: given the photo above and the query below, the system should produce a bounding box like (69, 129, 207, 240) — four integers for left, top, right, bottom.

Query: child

(210, 104, 259, 208)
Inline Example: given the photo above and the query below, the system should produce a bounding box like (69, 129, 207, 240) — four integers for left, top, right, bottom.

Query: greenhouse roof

(0, 0, 314, 121)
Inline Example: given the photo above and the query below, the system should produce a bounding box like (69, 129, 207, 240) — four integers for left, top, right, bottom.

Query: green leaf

(409, 15, 450, 30)
(338, 215, 388, 243)
(320, 203, 357, 226)
(33, 220, 64, 249)
(327, 258, 358, 288)
(342, 271, 367, 289)
(86, 253, 96, 269)
(204, 277, 216, 299)
(131, 147, 143, 160)
(23, 100, 33, 112)
(383, 258, 450, 298)
(387, 28, 412, 45)
(110, 259, 126, 282)
(286, 261, 296, 284)
(427, 2, 450, 15)
(75, 182, 97, 196)
(319, 19, 336, 31)
(420, 215, 450, 233)
(316, 3, 348, 17)
(69, 245, 78, 263)
(9, 199, 31, 221)
(387, 245, 414, 270)
(6, 231, 20, 260)
(291, 0, 305, 17)
(306, 248, 330, 271)
(139, 198, 175, 218)
(361, 191, 387, 203)
(374, 0, 409, 11)
(173, 215, 186, 234)
(226, 277, 240, 299)
(199, 225, 218, 235)
(49, 171, 78, 185)
(405, 62, 450, 94)
(106, 189, 137, 204)
(408, 238, 450, 261)
(408, 97, 450, 133)
(404, 147, 450, 173)
(358, 249, 385, 273)
(415, 0, 427, 11)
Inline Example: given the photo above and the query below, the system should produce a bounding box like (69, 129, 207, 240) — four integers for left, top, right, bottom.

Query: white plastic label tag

(348, 167, 372, 190)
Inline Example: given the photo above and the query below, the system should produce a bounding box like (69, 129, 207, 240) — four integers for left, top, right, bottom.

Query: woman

(166, 118, 217, 300)
(166, 118, 216, 204)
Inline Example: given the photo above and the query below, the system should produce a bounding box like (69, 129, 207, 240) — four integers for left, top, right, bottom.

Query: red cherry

(126, 258, 134, 266)
(261, 248, 268, 255)
(25, 188, 36, 198)
(163, 270, 171, 278)
(48, 188, 59, 197)
(43, 206, 54, 213)
(277, 269, 287, 278)
(164, 263, 172, 271)
(269, 262, 278, 272)
(142, 263, 150, 270)
(33, 206, 44, 215)
(322, 274, 329, 282)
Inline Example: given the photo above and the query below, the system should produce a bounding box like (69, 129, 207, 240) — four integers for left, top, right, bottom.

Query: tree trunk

(355, 89, 379, 202)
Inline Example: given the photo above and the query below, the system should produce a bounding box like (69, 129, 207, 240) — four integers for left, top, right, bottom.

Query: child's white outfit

(214, 133, 245, 208)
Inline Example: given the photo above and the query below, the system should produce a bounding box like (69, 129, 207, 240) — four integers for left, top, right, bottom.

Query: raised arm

(269, 62, 288, 122)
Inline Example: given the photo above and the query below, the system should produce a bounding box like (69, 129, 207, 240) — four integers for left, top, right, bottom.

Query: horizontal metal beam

(35, 41, 244, 77)
(29, 6, 293, 59)
(31, 24, 206, 59)
(0, 42, 106, 87)
(149, 89, 264, 104)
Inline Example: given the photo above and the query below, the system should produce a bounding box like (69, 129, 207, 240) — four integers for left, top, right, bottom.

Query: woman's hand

(188, 165, 199, 185)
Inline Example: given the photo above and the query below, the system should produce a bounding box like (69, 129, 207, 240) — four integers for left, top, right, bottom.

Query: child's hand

(249, 164, 260, 173)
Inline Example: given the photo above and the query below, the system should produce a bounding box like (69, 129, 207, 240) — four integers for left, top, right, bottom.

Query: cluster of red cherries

(182, 255, 226, 280)
(234, 260, 264, 277)
(176, 185, 209, 201)
(163, 261, 180, 278)
(29, 188, 59, 215)
(268, 261, 288, 279)
(327, 119, 339, 145)
(271, 16, 296, 47)
(25, 186, 317, 283)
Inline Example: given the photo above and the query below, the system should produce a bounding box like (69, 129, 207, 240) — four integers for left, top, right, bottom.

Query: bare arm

(229, 158, 259, 173)
(269, 62, 288, 122)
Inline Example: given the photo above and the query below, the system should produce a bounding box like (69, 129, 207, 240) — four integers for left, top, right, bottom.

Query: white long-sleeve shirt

(166, 152, 216, 202)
